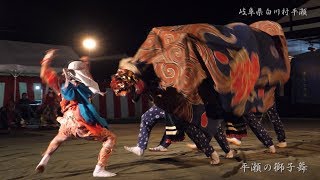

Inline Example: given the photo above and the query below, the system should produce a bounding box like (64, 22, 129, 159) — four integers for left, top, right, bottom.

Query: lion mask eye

(121, 76, 127, 80)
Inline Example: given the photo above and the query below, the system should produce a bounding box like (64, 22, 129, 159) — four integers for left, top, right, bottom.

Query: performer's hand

(42, 49, 58, 65)
(44, 49, 58, 60)
(98, 92, 105, 96)
(62, 68, 68, 78)
(62, 69, 70, 88)
(64, 79, 69, 89)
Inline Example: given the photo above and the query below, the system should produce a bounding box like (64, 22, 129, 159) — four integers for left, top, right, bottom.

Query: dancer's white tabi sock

(35, 154, 50, 173)
(149, 145, 168, 152)
(93, 165, 117, 177)
(124, 146, 144, 156)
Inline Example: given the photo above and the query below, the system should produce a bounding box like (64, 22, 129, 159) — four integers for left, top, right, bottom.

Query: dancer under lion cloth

(111, 20, 290, 155)
(35, 49, 117, 177)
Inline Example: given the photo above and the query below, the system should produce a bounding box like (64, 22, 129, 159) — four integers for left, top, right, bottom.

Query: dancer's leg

(149, 131, 170, 152)
(245, 112, 276, 153)
(35, 133, 68, 173)
(184, 123, 220, 165)
(124, 105, 165, 156)
(266, 104, 286, 147)
(93, 129, 117, 177)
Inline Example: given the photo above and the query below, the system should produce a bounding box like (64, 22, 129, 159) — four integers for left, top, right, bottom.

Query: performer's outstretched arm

(40, 49, 61, 95)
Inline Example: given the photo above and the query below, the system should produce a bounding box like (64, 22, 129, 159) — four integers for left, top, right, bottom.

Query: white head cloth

(67, 61, 101, 94)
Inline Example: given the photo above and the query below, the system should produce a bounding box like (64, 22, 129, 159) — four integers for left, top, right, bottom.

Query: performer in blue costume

(35, 50, 117, 177)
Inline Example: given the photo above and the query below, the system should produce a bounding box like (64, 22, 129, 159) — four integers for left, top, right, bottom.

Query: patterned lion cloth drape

(132, 21, 290, 116)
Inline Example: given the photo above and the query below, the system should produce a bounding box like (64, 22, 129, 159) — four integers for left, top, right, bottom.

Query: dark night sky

(0, 0, 308, 57)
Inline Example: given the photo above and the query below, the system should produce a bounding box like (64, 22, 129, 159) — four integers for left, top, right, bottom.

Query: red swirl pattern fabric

(131, 21, 290, 116)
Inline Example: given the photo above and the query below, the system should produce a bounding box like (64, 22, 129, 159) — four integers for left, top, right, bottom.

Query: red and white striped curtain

(92, 87, 150, 120)
(0, 76, 150, 120)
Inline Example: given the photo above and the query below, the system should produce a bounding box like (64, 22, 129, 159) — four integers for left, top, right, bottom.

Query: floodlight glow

(83, 38, 97, 50)
(35, 85, 41, 90)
